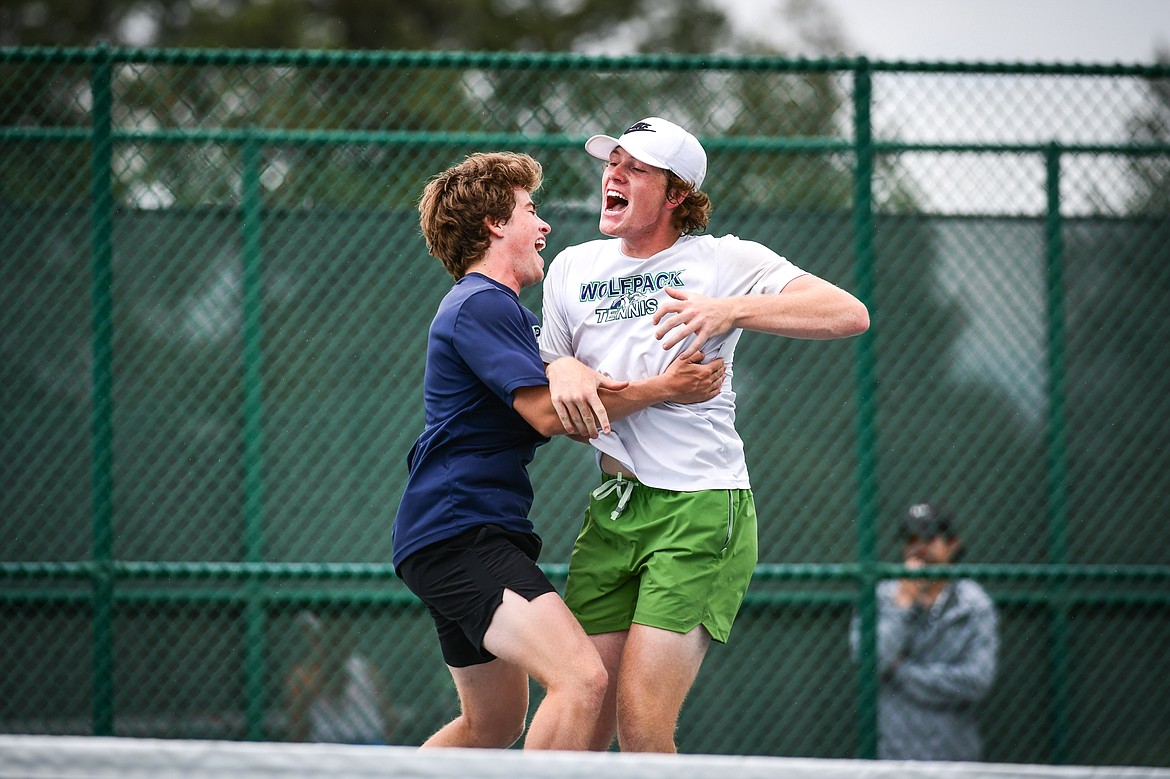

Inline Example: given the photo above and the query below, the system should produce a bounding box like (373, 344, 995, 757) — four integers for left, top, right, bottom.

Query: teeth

(535, 238, 546, 249)
(606, 190, 627, 201)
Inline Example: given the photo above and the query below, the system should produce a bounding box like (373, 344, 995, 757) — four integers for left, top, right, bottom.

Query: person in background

(286, 611, 397, 744)
(850, 503, 999, 761)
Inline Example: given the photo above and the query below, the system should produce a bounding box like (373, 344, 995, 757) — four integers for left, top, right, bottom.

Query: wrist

(598, 377, 665, 417)
(627, 376, 671, 404)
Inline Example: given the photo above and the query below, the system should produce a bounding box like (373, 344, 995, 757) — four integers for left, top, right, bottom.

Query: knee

(582, 655, 609, 705)
(550, 650, 608, 711)
(566, 654, 609, 713)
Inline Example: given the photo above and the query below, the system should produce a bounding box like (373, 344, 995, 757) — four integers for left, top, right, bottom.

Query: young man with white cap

(538, 117, 870, 752)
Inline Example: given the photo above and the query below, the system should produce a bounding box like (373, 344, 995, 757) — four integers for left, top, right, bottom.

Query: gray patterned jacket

(851, 578, 999, 761)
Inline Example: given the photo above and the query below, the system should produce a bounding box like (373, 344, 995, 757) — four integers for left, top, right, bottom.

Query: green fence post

(89, 43, 116, 738)
(851, 57, 880, 761)
(241, 136, 268, 741)
(1044, 142, 1071, 765)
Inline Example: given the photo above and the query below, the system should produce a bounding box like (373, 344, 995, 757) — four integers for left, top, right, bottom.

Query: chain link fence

(2, 47, 1169, 766)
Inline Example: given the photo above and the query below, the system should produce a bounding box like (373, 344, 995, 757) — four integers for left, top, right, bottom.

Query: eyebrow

(609, 150, 642, 165)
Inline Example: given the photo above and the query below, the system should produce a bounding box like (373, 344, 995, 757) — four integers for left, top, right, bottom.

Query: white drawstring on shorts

(591, 472, 635, 521)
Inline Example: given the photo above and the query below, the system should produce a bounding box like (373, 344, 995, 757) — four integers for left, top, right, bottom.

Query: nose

(539, 218, 550, 235)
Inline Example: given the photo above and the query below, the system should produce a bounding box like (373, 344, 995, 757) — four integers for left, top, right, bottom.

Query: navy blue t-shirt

(392, 273, 551, 568)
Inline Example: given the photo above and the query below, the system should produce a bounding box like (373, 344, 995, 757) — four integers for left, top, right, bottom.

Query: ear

(485, 216, 507, 238)
(665, 187, 687, 208)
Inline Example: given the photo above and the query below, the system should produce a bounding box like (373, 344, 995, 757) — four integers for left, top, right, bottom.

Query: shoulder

(708, 233, 786, 262)
(438, 283, 533, 345)
(544, 239, 620, 292)
(564, 237, 615, 254)
(673, 233, 725, 256)
(682, 233, 792, 272)
(449, 276, 524, 317)
(551, 238, 617, 267)
(954, 580, 996, 614)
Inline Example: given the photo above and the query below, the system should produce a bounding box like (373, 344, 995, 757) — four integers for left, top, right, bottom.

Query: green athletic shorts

(563, 474, 759, 644)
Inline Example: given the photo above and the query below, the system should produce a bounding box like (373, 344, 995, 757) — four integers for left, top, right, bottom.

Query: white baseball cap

(585, 116, 707, 190)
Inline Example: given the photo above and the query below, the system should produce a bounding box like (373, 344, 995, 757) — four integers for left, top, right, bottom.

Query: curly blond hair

(418, 152, 543, 280)
(669, 173, 711, 236)
(666, 170, 712, 235)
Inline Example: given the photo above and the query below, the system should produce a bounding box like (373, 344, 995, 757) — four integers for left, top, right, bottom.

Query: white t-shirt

(538, 233, 805, 491)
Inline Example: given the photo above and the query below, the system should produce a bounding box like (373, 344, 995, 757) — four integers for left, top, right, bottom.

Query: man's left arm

(654, 275, 870, 361)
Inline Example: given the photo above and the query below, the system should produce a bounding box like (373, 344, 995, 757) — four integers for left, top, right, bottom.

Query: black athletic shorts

(397, 524, 557, 668)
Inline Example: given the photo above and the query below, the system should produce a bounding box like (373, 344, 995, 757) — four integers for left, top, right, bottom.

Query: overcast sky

(719, 0, 1170, 64)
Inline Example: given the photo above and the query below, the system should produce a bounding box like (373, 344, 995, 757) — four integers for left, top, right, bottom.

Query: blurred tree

(0, 0, 121, 46)
(1125, 45, 1170, 214)
(0, 0, 884, 212)
(0, 0, 740, 53)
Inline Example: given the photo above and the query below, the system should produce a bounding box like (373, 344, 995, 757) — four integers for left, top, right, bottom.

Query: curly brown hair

(418, 152, 543, 280)
(666, 170, 712, 235)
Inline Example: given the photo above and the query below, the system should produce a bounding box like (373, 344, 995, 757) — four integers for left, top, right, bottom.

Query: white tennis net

(1, 736, 1168, 779)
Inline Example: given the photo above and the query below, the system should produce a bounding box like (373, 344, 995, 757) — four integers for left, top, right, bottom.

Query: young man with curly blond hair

(393, 151, 724, 751)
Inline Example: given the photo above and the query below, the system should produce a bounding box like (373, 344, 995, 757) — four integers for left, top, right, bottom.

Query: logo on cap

(624, 121, 655, 134)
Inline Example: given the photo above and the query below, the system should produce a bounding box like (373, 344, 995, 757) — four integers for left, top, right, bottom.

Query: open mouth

(535, 237, 546, 251)
(604, 190, 629, 213)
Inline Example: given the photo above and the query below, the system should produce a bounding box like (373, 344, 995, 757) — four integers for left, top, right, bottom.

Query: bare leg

(482, 589, 608, 750)
(584, 631, 628, 751)
(615, 623, 711, 753)
(423, 658, 529, 748)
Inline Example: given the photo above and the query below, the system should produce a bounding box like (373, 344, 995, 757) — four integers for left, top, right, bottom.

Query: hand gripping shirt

(392, 273, 550, 568)
(538, 234, 805, 491)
